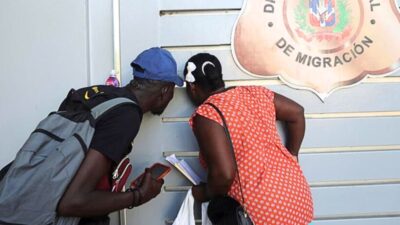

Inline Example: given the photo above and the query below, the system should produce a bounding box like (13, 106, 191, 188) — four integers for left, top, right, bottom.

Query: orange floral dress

(189, 86, 314, 225)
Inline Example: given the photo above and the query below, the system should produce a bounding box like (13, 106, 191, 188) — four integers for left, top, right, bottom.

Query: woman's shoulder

(233, 86, 275, 102)
(242, 85, 273, 93)
(191, 102, 224, 127)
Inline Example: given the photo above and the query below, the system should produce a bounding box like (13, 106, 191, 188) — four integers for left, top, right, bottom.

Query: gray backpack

(0, 97, 136, 225)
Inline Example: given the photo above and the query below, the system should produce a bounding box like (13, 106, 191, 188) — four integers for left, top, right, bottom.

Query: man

(56, 47, 183, 223)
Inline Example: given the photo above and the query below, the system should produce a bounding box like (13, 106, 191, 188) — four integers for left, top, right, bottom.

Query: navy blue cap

(130, 47, 183, 86)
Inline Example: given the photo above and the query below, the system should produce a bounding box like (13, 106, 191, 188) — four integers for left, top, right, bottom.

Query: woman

(185, 53, 314, 225)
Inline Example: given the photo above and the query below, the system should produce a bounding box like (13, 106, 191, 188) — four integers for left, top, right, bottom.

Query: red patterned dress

(189, 86, 314, 225)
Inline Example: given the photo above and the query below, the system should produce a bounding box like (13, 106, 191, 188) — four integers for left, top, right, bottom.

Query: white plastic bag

(201, 202, 212, 225)
(173, 190, 195, 225)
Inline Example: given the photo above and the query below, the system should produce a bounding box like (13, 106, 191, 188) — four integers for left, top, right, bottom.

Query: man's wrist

(136, 188, 143, 205)
(127, 188, 142, 209)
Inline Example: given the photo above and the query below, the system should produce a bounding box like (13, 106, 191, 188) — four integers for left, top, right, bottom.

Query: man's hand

(137, 169, 164, 205)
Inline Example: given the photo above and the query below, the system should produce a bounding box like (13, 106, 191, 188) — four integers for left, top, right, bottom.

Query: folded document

(166, 154, 202, 185)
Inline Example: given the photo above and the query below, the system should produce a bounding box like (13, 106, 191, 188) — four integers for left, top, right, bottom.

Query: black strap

(205, 102, 247, 208)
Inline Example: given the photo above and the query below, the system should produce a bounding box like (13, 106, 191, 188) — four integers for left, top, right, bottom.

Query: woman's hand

(192, 182, 209, 202)
(274, 93, 305, 157)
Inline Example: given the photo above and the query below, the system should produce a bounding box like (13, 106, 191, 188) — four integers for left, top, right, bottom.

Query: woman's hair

(183, 53, 225, 91)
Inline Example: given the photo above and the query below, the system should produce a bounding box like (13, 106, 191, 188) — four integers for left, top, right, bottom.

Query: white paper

(166, 154, 202, 185)
(172, 190, 195, 225)
(202, 202, 212, 225)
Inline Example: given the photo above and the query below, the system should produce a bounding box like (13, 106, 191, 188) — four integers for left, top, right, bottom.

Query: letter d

(276, 38, 287, 49)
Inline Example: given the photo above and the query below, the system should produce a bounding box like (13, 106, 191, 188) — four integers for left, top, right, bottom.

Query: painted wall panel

(87, 1, 120, 224)
(312, 184, 400, 216)
(160, 13, 239, 47)
(302, 117, 400, 147)
(0, 0, 89, 167)
(160, 0, 400, 11)
(121, 1, 400, 224)
(126, 114, 183, 225)
(161, 116, 400, 151)
(300, 151, 400, 182)
(160, 128, 400, 183)
(164, 86, 400, 117)
(160, 0, 243, 11)
(169, 47, 400, 79)
(5, 0, 400, 224)
(160, 6, 400, 47)
(161, 150, 400, 188)
(160, 0, 400, 12)
(163, 185, 400, 222)
(119, 2, 171, 224)
(313, 218, 400, 225)
(88, 0, 114, 85)
(120, 0, 160, 86)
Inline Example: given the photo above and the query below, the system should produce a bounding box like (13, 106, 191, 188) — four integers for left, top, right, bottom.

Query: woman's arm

(191, 115, 236, 202)
(274, 93, 305, 159)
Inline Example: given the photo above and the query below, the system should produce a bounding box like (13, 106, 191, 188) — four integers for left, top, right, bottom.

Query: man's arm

(274, 93, 305, 159)
(57, 149, 163, 217)
(191, 115, 236, 202)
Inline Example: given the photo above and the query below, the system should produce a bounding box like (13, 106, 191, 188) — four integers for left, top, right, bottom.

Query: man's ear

(161, 86, 169, 95)
(160, 85, 171, 100)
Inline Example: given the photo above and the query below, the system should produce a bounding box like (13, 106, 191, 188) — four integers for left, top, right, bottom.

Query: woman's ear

(189, 82, 196, 93)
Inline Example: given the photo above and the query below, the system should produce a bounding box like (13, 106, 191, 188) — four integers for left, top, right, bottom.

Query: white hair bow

(185, 61, 216, 83)
(185, 62, 196, 83)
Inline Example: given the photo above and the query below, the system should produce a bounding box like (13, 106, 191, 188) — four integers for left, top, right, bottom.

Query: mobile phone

(149, 163, 171, 180)
(130, 163, 171, 188)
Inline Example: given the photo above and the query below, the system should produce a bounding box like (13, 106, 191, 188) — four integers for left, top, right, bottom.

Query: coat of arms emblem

(232, 0, 400, 100)
(309, 0, 336, 28)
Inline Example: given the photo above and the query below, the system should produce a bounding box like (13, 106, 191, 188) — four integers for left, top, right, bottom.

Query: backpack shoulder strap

(90, 97, 137, 121)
